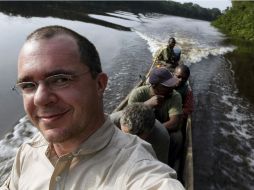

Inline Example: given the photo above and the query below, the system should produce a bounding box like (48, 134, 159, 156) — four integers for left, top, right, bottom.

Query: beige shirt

(1, 117, 184, 190)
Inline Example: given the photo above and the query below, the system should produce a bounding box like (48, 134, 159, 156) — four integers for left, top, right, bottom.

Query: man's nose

(33, 84, 57, 106)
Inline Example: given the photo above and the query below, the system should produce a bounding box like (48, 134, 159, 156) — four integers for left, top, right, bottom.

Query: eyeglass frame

(12, 70, 91, 95)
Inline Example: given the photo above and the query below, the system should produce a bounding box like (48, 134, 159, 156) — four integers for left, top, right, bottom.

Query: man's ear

(96, 72, 108, 95)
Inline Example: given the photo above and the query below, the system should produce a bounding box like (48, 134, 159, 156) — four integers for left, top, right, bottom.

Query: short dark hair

(120, 103, 155, 135)
(26, 25, 102, 78)
(176, 64, 190, 78)
(168, 37, 176, 44)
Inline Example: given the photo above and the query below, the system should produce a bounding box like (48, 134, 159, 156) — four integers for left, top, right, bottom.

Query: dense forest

(212, 1, 254, 41)
(0, 1, 221, 21)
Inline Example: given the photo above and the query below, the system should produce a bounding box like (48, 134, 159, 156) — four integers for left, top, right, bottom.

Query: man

(174, 64, 194, 121)
(110, 103, 170, 164)
(128, 67, 183, 168)
(174, 64, 194, 180)
(174, 64, 194, 119)
(156, 37, 181, 72)
(1, 26, 184, 190)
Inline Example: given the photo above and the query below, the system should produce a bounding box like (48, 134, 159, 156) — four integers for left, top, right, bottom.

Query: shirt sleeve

(128, 88, 140, 104)
(156, 49, 164, 62)
(128, 86, 149, 104)
(168, 91, 183, 116)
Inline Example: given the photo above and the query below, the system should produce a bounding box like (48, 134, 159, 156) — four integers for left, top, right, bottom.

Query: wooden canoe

(113, 59, 194, 190)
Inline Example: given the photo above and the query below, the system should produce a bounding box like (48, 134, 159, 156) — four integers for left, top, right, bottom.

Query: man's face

(18, 35, 108, 143)
(174, 68, 188, 87)
(168, 39, 176, 49)
(153, 84, 174, 97)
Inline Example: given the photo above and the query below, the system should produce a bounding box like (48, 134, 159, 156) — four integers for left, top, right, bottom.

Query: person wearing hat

(128, 67, 183, 170)
(156, 37, 181, 72)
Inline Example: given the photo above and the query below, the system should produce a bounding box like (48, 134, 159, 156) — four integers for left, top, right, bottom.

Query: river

(0, 6, 253, 190)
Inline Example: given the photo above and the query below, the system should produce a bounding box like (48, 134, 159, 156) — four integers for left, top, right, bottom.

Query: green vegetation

(0, 1, 221, 21)
(212, 1, 254, 41)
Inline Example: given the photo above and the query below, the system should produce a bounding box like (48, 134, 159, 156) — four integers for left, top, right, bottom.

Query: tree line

(0, 1, 221, 21)
(212, 1, 254, 41)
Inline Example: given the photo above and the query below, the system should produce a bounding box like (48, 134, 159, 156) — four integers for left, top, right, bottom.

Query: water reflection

(0, 1, 131, 32)
(225, 38, 254, 105)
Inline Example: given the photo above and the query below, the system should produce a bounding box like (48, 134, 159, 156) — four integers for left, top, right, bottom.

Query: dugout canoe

(113, 60, 194, 190)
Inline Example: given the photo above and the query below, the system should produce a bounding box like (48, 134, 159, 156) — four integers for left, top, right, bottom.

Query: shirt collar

(72, 116, 115, 156)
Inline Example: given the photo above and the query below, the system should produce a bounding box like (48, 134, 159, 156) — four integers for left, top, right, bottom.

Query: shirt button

(55, 176, 61, 182)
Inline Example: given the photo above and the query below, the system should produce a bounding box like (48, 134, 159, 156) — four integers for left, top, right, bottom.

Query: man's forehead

(17, 35, 84, 79)
(175, 68, 183, 74)
(22, 34, 78, 55)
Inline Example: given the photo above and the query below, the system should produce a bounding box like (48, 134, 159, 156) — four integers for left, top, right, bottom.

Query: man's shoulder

(112, 127, 156, 159)
(154, 120, 170, 137)
(156, 46, 167, 53)
(128, 85, 151, 103)
(151, 120, 170, 144)
(131, 85, 150, 96)
(107, 115, 158, 163)
(15, 133, 48, 162)
(134, 85, 150, 92)
(158, 47, 169, 56)
(148, 121, 170, 146)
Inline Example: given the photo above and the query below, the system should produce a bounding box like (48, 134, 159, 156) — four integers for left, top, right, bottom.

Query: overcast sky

(173, 0, 232, 11)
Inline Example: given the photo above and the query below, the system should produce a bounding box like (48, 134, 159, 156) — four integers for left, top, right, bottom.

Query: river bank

(212, 1, 254, 41)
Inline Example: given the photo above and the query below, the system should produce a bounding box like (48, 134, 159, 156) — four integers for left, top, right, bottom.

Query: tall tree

(212, 1, 254, 41)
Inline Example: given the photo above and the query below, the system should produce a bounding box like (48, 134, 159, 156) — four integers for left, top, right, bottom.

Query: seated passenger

(110, 103, 170, 164)
(128, 67, 183, 169)
(174, 64, 194, 181)
(156, 37, 181, 72)
(174, 64, 194, 121)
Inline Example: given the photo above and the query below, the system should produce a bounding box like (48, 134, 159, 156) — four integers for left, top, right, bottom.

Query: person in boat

(156, 37, 181, 72)
(174, 64, 194, 124)
(2, 25, 185, 190)
(110, 103, 170, 164)
(174, 64, 194, 182)
(128, 67, 183, 169)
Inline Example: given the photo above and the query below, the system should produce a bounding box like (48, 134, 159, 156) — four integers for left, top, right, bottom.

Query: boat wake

(0, 116, 38, 184)
(191, 55, 254, 189)
(134, 30, 236, 65)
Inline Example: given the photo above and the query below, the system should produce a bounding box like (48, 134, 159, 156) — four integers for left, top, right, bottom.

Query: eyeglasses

(12, 71, 90, 95)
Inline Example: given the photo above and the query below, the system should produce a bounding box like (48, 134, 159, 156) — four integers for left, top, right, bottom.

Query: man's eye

(20, 83, 36, 90)
(49, 75, 71, 86)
